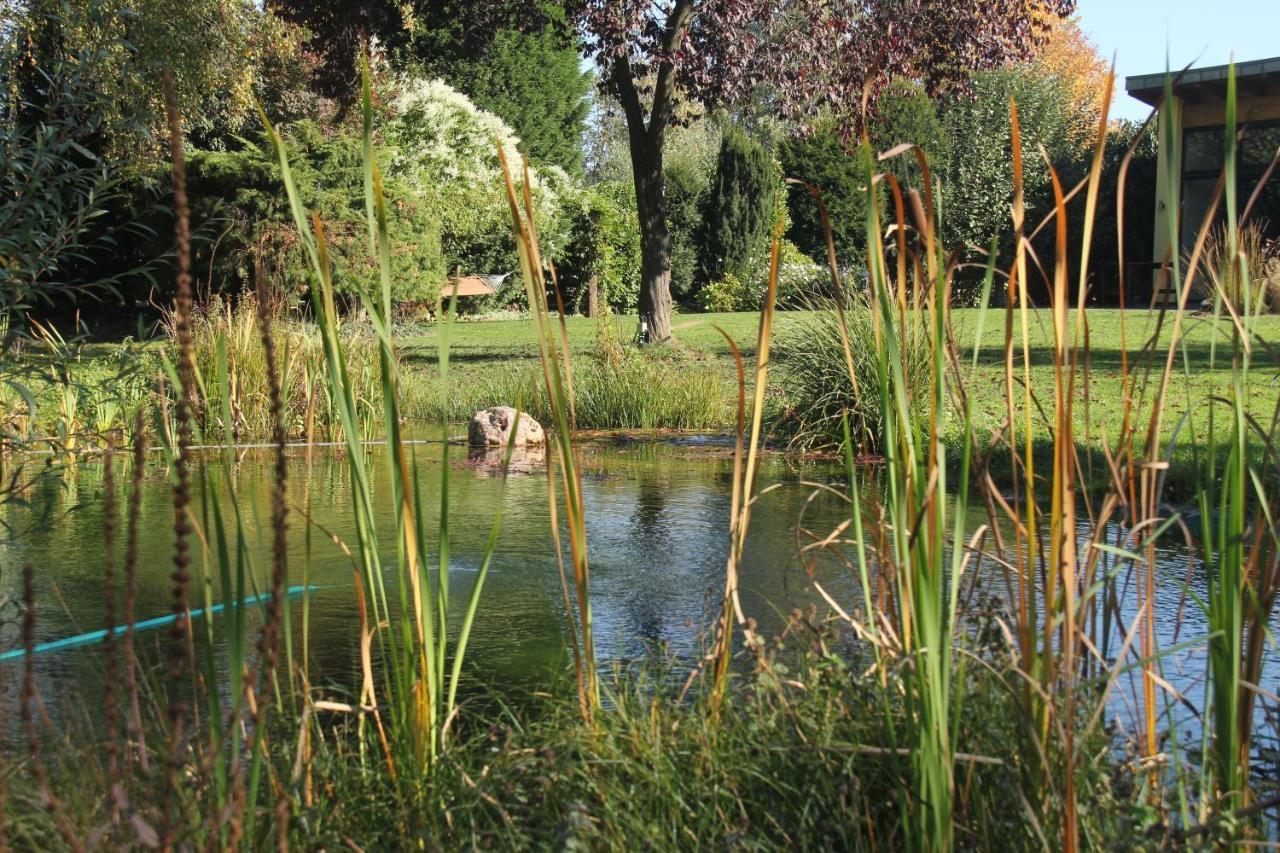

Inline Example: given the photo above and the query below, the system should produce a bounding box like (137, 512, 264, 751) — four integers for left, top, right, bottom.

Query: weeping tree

(578, 0, 1073, 342)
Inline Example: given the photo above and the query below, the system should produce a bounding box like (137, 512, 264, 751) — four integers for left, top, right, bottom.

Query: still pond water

(0, 435, 1274, 742)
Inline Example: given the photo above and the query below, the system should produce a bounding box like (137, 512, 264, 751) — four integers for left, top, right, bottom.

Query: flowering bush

(386, 77, 578, 290)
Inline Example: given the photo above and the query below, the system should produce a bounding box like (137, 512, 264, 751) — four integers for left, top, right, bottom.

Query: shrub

(186, 123, 446, 303)
(386, 76, 577, 284)
(772, 293, 929, 452)
(700, 126, 777, 286)
(779, 118, 869, 267)
(698, 273, 750, 313)
(555, 183, 642, 314)
(665, 159, 709, 305)
(698, 241, 826, 312)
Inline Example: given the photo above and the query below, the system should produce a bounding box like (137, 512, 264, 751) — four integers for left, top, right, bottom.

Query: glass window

(1241, 123, 1280, 169)
(1184, 126, 1225, 173)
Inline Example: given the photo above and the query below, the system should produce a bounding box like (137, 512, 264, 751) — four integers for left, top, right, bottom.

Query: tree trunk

(630, 130, 673, 343)
(587, 275, 598, 318)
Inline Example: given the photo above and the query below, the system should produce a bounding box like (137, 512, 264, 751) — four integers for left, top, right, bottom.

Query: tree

(1031, 14, 1113, 147)
(6, 0, 311, 169)
(779, 119, 868, 269)
(701, 126, 776, 285)
(579, 0, 1073, 342)
(266, 0, 563, 106)
(444, 25, 592, 174)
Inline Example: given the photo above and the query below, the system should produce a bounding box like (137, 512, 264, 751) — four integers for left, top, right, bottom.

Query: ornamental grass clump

(772, 291, 929, 453)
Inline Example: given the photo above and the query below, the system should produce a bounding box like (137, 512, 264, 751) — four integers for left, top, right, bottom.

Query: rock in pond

(468, 406, 546, 447)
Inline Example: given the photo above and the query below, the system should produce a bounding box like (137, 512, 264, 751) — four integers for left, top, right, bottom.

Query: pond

(0, 434, 1275, 747)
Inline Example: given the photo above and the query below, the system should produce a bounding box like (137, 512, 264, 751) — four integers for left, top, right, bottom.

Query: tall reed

(258, 56, 523, 790)
(498, 148, 599, 719)
(160, 72, 195, 852)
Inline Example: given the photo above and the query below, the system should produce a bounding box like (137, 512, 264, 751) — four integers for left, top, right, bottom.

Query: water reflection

(0, 438, 1275, 745)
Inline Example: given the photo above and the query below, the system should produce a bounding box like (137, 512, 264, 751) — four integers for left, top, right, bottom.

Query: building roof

(441, 275, 497, 298)
(1126, 56, 1280, 106)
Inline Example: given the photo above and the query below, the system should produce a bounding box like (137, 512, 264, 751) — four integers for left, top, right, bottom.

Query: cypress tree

(700, 126, 776, 285)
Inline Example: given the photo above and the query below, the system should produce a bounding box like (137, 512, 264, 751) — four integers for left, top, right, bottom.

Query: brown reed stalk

(122, 409, 149, 774)
(255, 273, 289, 700)
(234, 266, 291, 845)
(21, 566, 84, 852)
(101, 441, 121, 823)
(161, 70, 195, 851)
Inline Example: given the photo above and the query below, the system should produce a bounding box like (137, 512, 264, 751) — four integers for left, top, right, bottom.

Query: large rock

(468, 406, 546, 447)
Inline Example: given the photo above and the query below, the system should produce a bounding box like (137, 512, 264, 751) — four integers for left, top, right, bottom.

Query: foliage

(186, 122, 446, 303)
(442, 24, 592, 174)
(664, 157, 709, 305)
(870, 80, 952, 188)
(697, 272, 747, 313)
(772, 293, 929, 451)
(266, 0, 566, 105)
(1031, 14, 1113, 147)
(555, 183, 642, 314)
(385, 75, 577, 284)
(7, 0, 312, 171)
(580, 0, 1072, 136)
(938, 65, 1081, 265)
(778, 119, 868, 268)
(700, 126, 777, 285)
(0, 12, 162, 317)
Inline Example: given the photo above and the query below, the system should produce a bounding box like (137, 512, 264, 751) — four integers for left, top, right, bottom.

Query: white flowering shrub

(385, 77, 580, 298)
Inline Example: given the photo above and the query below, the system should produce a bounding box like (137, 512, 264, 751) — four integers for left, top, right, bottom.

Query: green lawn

(405, 307, 1280, 447)
(10, 307, 1280, 477)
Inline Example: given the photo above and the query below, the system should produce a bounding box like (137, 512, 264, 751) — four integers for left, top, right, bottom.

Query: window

(1180, 120, 1280, 251)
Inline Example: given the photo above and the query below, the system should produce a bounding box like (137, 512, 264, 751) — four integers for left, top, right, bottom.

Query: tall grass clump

(772, 291, 929, 452)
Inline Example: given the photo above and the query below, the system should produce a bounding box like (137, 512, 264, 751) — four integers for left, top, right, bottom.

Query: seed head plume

(161, 69, 195, 850)
(255, 268, 288, 700)
(21, 565, 84, 852)
(101, 440, 122, 821)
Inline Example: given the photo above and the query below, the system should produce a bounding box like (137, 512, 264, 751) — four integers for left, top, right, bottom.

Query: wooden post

(587, 275, 599, 318)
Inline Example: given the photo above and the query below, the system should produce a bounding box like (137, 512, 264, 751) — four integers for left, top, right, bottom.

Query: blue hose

(0, 584, 321, 661)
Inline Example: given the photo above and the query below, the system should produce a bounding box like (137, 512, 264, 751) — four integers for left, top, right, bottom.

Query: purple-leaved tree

(579, 0, 1072, 341)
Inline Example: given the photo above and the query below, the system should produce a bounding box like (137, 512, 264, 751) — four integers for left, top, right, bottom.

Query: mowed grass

(13, 308, 1280, 462)
(407, 307, 1280, 444)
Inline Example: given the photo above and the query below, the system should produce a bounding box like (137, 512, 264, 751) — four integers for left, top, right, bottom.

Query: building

(1125, 57, 1280, 303)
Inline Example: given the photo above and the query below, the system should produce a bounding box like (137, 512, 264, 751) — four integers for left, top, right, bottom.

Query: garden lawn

(405, 307, 1280, 449)
(13, 308, 1280, 471)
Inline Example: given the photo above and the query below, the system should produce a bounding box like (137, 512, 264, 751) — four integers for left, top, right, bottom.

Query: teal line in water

(0, 585, 321, 661)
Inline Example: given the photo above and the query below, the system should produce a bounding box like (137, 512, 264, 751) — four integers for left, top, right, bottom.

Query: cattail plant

(101, 440, 121, 824)
(122, 409, 149, 774)
(21, 566, 83, 852)
(161, 70, 195, 850)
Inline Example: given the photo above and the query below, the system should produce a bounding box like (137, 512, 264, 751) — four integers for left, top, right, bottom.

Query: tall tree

(266, 0, 564, 106)
(444, 25, 592, 174)
(701, 126, 775, 285)
(1030, 14, 1113, 147)
(578, 0, 1072, 342)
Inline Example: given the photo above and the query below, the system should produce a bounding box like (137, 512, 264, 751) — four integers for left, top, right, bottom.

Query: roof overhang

(1125, 56, 1280, 107)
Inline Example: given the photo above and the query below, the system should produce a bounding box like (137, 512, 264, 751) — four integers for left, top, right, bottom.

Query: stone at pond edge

(468, 406, 546, 447)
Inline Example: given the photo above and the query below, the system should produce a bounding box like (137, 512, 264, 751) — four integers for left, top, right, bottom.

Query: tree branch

(610, 54, 648, 140)
(648, 0, 694, 145)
